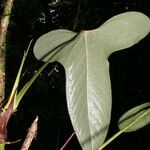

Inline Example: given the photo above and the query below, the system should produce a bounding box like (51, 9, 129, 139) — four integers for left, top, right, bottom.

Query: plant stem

(0, 0, 14, 103)
(60, 132, 76, 150)
(4, 40, 32, 111)
(98, 108, 150, 150)
(21, 116, 38, 150)
(16, 33, 79, 108)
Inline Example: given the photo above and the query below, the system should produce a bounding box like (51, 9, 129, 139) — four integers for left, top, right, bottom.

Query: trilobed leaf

(118, 102, 150, 132)
(34, 12, 150, 150)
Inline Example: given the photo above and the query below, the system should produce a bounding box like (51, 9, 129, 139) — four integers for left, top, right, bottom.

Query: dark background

(0, 0, 150, 149)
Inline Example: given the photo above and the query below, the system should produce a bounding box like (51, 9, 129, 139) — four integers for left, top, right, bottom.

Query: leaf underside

(34, 12, 150, 150)
(118, 102, 150, 132)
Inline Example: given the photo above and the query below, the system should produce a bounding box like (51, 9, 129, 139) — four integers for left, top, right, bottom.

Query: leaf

(33, 12, 150, 150)
(98, 106, 150, 150)
(34, 29, 77, 61)
(35, 32, 112, 150)
(93, 11, 150, 56)
(118, 102, 150, 132)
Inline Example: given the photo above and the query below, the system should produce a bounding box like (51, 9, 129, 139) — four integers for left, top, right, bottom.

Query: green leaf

(33, 12, 150, 150)
(98, 107, 150, 150)
(93, 12, 150, 56)
(118, 103, 150, 132)
(34, 29, 77, 61)
(35, 31, 112, 150)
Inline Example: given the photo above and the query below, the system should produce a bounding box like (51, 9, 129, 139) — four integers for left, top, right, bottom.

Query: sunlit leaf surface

(34, 12, 150, 150)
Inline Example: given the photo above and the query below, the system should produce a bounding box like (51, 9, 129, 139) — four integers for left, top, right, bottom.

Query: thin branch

(60, 132, 76, 150)
(21, 116, 38, 150)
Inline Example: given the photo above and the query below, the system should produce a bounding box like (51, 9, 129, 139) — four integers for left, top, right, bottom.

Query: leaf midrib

(84, 31, 93, 149)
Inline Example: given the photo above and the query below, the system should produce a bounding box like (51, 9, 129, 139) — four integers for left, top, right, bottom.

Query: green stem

(0, 0, 15, 103)
(15, 53, 56, 108)
(16, 33, 80, 109)
(4, 40, 32, 111)
(98, 108, 150, 150)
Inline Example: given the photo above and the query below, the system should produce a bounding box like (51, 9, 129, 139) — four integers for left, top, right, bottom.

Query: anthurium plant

(33, 12, 150, 150)
(0, 11, 150, 150)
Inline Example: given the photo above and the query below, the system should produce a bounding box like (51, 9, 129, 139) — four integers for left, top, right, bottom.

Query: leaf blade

(36, 31, 112, 150)
(118, 102, 150, 132)
(33, 11, 150, 150)
(93, 11, 150, 56)
(33, 29, 76, 61)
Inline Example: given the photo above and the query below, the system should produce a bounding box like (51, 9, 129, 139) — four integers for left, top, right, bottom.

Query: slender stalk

(4, 40, 32, 111)
(21, 116, 38, 150)
(16, 62, 58, 108)
(98, 108, 150, 150)
(16, 33, 79, 108)
(0, 0, 14, 103)
(60, 132, 76, 150)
